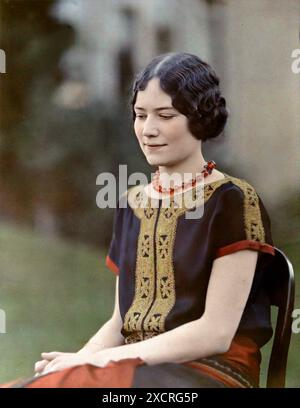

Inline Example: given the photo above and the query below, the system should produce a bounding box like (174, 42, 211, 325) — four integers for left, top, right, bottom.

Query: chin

(147, 155, 178, 167)
(146, 157, 167, 166)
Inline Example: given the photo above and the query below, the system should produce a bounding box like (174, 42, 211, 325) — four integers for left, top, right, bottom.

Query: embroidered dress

(1, 173, 275, 388)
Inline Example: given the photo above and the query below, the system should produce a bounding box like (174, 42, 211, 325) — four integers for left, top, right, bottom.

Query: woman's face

(133, 78, 200, 167)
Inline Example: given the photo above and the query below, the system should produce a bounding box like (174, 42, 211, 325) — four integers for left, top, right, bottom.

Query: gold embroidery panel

(227, 176, 265, 243)
(142, 203, 179, 334)
(122, 204, 158, 335)
(123, 179, 231, 339)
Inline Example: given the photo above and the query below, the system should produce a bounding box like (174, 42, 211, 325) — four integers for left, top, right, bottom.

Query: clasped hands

(34, 348, 124, 376)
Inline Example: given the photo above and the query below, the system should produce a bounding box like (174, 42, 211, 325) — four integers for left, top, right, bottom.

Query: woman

(2, 52, 275, 388)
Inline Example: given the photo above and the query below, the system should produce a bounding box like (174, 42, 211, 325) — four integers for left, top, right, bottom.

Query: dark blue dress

(105, 172, 276, 387)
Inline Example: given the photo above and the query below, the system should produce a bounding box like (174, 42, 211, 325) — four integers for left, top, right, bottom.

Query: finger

(41, 352, 63, 359)
(45, 356, 62, 368)
(42, 363, 59, 375)
(35, 360, 50, 373)
(34, 360, 43, 372)
(40, 365, 54, 375)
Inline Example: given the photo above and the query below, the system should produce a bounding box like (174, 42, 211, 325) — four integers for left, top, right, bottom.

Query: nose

(142, 116, 160, 137)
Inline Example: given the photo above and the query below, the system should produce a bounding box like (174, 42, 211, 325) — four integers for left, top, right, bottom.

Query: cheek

(165, 119, 188, 142)
(171, 116, 188, 131)
(134, 121, 142, 140)
(166, 120, 198, 152)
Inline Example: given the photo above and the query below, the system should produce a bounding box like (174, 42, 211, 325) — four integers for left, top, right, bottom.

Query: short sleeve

(212, 184, 275, 259)
(105, 201, 123, 276)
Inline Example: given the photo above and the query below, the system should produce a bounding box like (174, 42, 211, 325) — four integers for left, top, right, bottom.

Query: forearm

(94, 317, 229, 365)
(78, 319, 125, 354)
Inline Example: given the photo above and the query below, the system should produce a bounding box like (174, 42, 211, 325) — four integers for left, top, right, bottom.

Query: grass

(0, 222, 299, 386)
(0, 222, 115, 383)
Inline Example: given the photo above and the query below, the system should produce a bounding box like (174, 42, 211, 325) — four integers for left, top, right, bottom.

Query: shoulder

(218, 174, 271, 241)
(212, 173, 275, 255)
(214, 174, 264, 230)
(217, 173, 260, 206)
(226, 174, 258, 195)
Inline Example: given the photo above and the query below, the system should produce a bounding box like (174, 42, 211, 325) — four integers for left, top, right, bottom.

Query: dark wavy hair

(130, 52, 228, 142)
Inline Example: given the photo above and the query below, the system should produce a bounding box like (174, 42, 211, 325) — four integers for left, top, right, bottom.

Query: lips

(144, 144, 167, 147)
(144, 144, 167, 151)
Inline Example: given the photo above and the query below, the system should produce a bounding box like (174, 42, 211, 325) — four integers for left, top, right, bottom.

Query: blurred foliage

(0, 0, 150, 248)
(0, 0, 73, 127)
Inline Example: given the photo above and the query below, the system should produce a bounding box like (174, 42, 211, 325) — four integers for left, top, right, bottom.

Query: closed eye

(135, 115, 174, 120)
(160, 115, 174, 119)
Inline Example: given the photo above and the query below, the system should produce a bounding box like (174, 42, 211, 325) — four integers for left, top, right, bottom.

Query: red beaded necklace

(152, 160, 216, 195)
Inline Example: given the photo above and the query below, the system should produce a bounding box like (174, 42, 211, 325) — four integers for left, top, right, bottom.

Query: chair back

(265, 247, 295, 388)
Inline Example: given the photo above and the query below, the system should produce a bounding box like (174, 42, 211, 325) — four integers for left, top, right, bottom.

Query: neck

(157, 149, 207, 188)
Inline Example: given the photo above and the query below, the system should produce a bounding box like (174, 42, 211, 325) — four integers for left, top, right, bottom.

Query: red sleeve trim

(215, 240, 275, 259)
(105, 255, 119, 275)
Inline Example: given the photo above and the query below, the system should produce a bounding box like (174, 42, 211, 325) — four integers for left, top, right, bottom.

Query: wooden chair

(265, 247, 295, 388)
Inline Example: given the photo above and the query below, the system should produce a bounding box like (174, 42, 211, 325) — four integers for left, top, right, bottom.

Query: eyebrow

(134, 106, 175, 111)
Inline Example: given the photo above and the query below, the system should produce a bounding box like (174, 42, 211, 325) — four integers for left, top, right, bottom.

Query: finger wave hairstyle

(130, 52, 228, 142)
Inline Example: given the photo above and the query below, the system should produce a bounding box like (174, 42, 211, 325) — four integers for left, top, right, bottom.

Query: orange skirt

(0, 335, 260, 388)
(0, 357, 257, 388)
